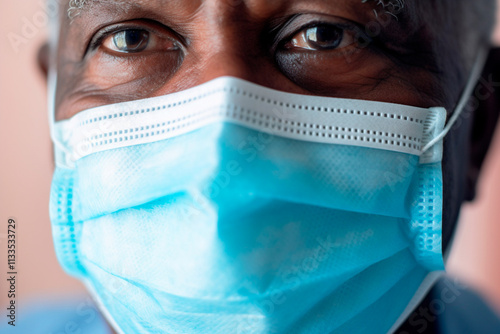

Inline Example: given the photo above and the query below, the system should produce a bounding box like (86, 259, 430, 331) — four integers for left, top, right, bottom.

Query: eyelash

(85, 20, 183, 57)
(277, 21, 368, 51)
(90, 27, 146, 52)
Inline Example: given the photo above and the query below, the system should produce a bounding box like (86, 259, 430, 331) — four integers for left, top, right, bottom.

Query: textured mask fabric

(49, 77, 446, 334)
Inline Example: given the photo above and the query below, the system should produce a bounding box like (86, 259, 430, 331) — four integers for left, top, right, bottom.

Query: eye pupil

(113, 30, 149, 52)
(306, 25, 343, 50)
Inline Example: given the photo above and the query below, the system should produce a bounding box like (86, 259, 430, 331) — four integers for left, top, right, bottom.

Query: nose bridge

(193, 0, 262, 83)
(199, 48, 257, 83)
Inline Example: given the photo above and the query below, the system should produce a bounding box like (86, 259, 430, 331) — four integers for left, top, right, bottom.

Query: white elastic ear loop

(47, 0, 59, 136)
(47, 2, 71, 161)
(48, 68, 58, 140)
(422, 48, 490, 153)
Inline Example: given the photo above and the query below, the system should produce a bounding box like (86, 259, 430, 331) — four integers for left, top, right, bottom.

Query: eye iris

(306, 25, 343, 50)
(113, 30, 149, 52)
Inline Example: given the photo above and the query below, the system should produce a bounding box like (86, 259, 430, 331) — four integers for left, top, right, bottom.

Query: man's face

(52, 0, 474, 249)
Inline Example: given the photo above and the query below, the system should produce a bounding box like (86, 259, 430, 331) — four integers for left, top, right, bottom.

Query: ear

(37, 42, 50, 79)
(465, 47, 500, 201)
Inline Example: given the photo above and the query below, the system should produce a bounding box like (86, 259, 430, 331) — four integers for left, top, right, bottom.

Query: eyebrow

(67, 0, 413, 30)
(68, 0, 152, 19)
(68, 0, 87, 19)
(371, 0, 406, 19)
(68, 0, 407, 17)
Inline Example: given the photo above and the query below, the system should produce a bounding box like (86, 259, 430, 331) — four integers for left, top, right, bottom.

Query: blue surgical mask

(48, 51, 485, 333)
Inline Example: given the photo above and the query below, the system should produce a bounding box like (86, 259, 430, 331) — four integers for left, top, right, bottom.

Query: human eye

(273, 14, 379, 95)
(103, 29, 151, 53)
(79, 21, 183, 97)
(56, 20, 186, 119)
(275, 14, 369, 55)
(91, 22, 181, 56)
(283, 23, 358, 52)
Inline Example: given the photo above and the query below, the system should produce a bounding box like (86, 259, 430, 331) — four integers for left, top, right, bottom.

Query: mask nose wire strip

(421, 48, 489, 154)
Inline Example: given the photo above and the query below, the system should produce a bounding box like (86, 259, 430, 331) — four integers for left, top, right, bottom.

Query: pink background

(1, 0, 500, 315)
